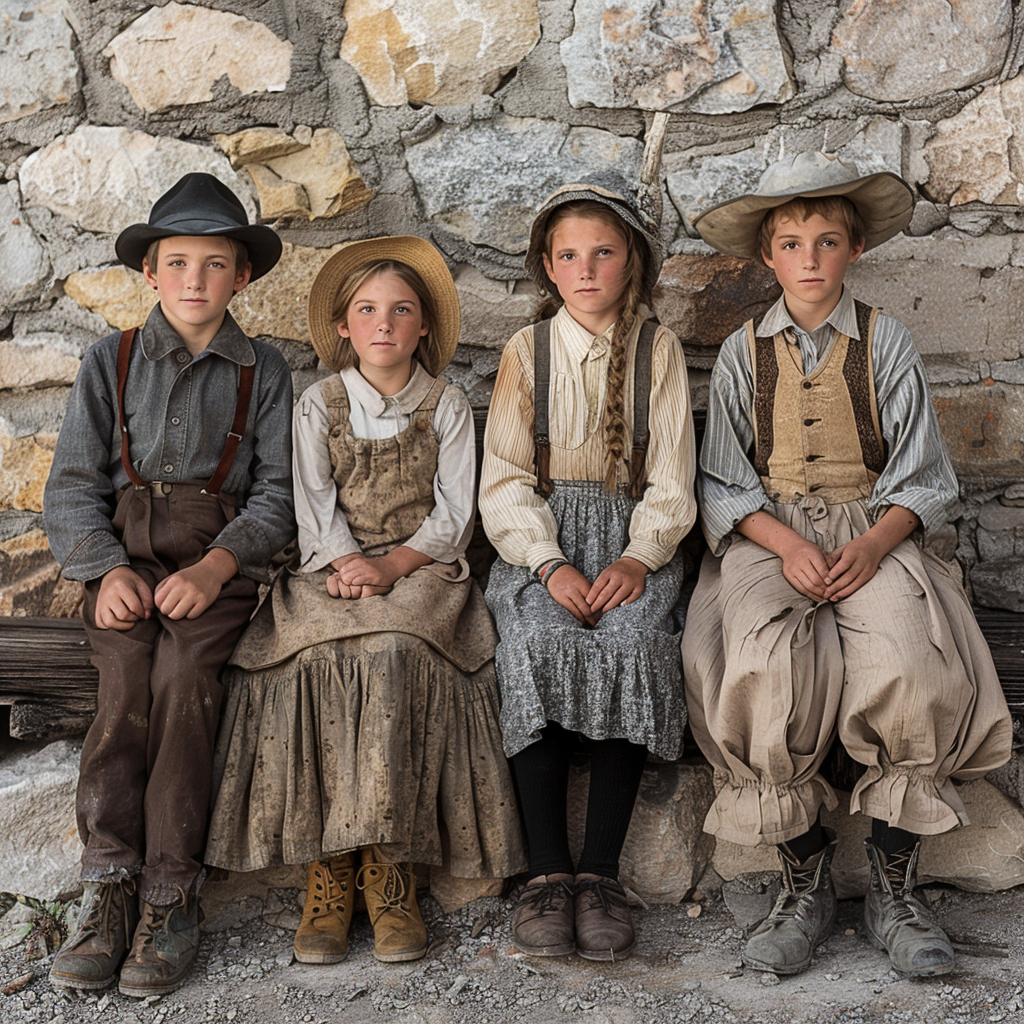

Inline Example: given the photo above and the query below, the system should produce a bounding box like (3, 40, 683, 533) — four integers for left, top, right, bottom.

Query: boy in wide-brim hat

(682, 151, 1012, 978)
(44, 173, 294, 998)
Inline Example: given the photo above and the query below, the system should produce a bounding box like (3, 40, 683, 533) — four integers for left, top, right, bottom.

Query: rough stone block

(0, 435, 54, 513)
(971, 556, 1024, 612)
(0, 185, 51, 309)
(0, 336, 80, 390)
(0, 739, 82, 900)
(931, 383, 1024, 486)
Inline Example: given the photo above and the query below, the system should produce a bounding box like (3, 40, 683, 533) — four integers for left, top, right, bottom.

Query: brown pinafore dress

(206, 373, 525, 879)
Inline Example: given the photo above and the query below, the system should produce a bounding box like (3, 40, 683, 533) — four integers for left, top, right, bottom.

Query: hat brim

(526, 184, 662, 304)
(306, 236, 460, 376)
(693, 172, 914, 260)
(115, 222, 283, 281)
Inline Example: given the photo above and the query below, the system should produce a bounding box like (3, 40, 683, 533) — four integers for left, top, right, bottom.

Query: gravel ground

(2, 872, 1023, 1024)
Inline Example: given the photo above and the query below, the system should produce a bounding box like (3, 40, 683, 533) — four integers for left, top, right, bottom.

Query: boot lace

(356, 862, 412, 917)
(515, 879, 573, 916)
(71, 880, 135, 951)
(574, 878, 625, 915)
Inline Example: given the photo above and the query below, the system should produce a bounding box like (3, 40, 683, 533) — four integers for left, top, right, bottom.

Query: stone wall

(3, 0, 1024, 615)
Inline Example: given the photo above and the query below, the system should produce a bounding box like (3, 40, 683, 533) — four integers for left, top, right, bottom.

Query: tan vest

(747, 301, 886, 504)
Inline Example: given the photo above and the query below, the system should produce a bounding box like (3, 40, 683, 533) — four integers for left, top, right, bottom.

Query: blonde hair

(758, 195, 866, 262)
(540, 201, 647, 491)
(144, 236, 249, 274)
(329, 260, 441, 372)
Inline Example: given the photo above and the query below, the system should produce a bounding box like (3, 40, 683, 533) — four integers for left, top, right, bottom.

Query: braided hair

(539, 201, 648, 491)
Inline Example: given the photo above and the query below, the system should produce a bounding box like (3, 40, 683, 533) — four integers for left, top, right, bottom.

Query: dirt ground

(2, 869, 1023, 1024)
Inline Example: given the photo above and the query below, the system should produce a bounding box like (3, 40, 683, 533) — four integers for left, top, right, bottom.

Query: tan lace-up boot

(293, 854, 356, 964)
(356, 848, 428, 963)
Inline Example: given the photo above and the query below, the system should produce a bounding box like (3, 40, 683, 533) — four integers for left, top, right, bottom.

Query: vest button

(802, 380, 812, 389)
(803, 418, 814, 426)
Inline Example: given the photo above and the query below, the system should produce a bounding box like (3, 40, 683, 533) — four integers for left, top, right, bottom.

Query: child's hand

(330, 545, 432, 591)
(588, 557, 647, 613)
(325, 573, 392, 600)
(154, 548, 239, 620)
(546, 564, 600, 627)
(822, 533, 886, 601)
(94, 566, 154, 630)
(778, 538, 832, 602)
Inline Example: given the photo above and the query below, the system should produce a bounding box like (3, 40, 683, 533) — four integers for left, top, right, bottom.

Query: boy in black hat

(43, 173, 294, 997)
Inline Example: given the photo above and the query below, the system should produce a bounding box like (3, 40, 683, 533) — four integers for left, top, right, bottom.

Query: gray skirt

(486, 480, 690, 760)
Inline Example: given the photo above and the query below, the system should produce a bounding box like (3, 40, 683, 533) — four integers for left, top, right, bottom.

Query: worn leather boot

(510, 875, 575, 956)
(863, 839, 954, 976)
(356, 848, 428, 963)
(742, 833, 837, 975)
(118, 888, 201, 997)
(293, 854, 356, 964)
(574, 876, 636, 961)
(51, 879, 139, 990)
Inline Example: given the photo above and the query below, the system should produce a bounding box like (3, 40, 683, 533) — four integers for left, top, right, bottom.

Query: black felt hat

(115, 173, 282, 281)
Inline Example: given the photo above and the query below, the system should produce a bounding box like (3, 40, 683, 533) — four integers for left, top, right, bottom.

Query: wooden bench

(2, 605, 1023, 742)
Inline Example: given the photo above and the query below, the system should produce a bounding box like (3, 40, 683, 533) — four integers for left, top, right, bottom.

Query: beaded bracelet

(536, 558, 569, 589)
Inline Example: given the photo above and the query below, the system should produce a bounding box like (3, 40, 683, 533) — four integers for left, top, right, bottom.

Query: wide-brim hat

(115, 172, 283, 281)
(307, 235, 460, 376)
(693, 151, 914, 260)
(526, 183, 663, 304)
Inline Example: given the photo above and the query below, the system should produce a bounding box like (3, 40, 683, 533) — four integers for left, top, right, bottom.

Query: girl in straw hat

(206, 236, 524, 966)
(479, 183, 697, 961)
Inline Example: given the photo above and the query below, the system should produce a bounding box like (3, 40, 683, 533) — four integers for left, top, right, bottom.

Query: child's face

(763, 212, 864, 329)
(336, 269, 429, 389)
(142, 235, 251, 350)
(542, 214, 629, 335)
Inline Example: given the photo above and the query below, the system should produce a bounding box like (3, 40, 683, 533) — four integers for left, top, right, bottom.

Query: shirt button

(171, 417, 181, 426)
(802, 380, 812, 389)
(163, 464, 174, 473)
(176, 352, 189, 364)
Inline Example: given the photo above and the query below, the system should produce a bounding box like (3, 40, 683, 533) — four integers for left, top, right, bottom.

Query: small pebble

(759, 972, 780, 986)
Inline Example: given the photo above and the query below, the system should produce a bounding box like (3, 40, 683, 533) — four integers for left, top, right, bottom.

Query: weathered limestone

(653, 254, 780, 355)
(406, 116, 644, 254)
(0, 185, 50, 309)
(0, 739, 82, 900)
(972, 557, 1024, 611)
(216, 127, 373, 220)
(0, 336, 79, 390)
(19, 126, 254, 236)
(0, 0, 79, 123)
(568, 761, 717, 904)
(932, 383, 1024, 485)
(923, 73, 1024, 207)
(561, 0, 793, 113)
(454, 267, 539, 351)
(103, 2, 292, 115)
(834, 0, 1012, 102)
(976, 500, 1024, 561)
(0, 435, 53, 513)
(63, 267, 156, 333)
(340, 0, 539, 107)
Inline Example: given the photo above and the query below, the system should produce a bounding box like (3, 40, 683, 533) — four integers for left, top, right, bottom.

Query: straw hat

(526, 183, 663, 304)
(115, 173, 282, 281)
(693, 151, 914, 260)
(306, 236, 461, 375)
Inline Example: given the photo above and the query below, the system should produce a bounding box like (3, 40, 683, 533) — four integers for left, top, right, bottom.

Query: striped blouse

(480, 304, 697, 572)
(699, 288, 961, 555)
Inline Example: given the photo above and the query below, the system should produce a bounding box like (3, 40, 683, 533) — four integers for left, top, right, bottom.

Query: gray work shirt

(43, 303, 294, 583)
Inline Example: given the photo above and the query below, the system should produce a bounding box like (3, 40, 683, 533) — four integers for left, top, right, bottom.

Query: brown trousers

(79, 484, 258, 904)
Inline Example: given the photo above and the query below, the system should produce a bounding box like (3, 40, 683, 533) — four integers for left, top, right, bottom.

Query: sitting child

(44, 173, 294, 996)
(683, 151, 1012, 977)
(205, 236, 525, 965)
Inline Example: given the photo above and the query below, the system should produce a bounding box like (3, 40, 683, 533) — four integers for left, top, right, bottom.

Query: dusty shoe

(574, 876, 636, 962)
(863, 839, 954, 977)
(510, 876, 575, 956)
(118, 890, 201, 997)
(742, 835, 837, 975)
(50, 880, 139, 991)
(294, 854, 356, 964)
(356, 849, 428, 963)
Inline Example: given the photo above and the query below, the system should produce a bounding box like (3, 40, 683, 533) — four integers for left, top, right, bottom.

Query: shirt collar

(140, 304, 255, 365)
(755, 287, 860, 341)
(552, 304, 611, 363)
(340, 360, 435, 417)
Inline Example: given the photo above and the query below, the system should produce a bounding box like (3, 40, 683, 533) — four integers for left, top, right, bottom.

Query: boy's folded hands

(94, 565, 154, 630)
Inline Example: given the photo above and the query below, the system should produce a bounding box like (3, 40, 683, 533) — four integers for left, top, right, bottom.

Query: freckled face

(542, 214, 630, 335)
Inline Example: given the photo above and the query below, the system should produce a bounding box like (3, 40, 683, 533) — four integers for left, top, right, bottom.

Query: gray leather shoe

(863, 839, 954, 977)
(510, 876, 575, 956)
(574, 877, 636, 962)
(742, 835, 837, 975)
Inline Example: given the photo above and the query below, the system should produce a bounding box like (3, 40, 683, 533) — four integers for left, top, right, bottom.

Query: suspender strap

(628, 319, 657, 499)
(115, 327, 255, 497)
(116, 328, 146, 488)
(203, 363, 254, 497)
(532, 318, 553, 497)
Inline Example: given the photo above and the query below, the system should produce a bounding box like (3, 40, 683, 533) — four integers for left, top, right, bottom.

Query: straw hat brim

(307, 236, 461, 376)
(694, 172, 914, 260)
(526, 184, 662, 304)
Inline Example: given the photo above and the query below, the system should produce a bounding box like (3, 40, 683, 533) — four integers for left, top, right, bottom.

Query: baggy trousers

(78, 484, 258, 905)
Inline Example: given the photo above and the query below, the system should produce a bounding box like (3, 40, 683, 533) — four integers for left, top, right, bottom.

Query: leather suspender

(116, 328, 255, 497)
(532, 318, 658, 499)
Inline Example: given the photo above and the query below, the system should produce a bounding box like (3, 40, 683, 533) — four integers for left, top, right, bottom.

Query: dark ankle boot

(742, 832, 837, 975)
(863, 839, 954, 977)
(118, 886, 201, 997)
(51, 879, 138, 990)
